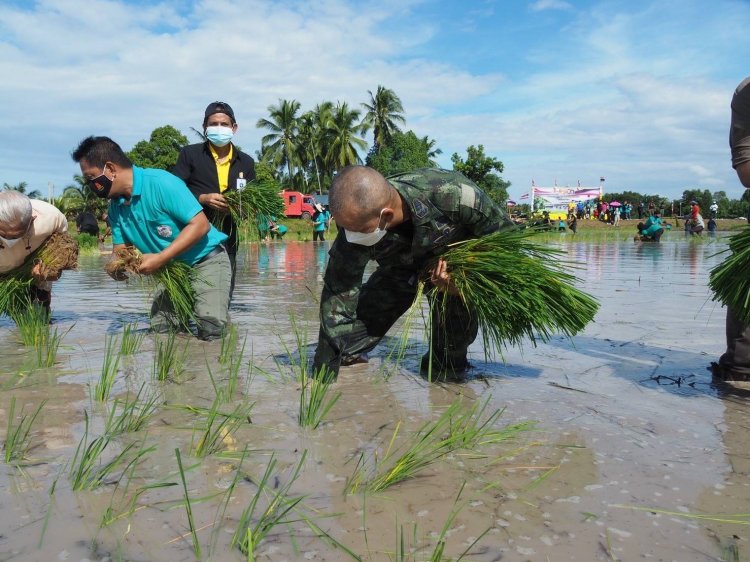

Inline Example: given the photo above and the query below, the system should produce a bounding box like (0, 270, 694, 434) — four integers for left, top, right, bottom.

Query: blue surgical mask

(345, 209, 389, 246)
(206, 126, 234, 147)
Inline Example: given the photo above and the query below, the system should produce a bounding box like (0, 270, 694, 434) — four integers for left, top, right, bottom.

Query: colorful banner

(521, 186, 602, 217)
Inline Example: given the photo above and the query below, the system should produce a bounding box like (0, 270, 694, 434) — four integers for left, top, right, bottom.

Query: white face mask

(0, 236, 22, 248)
(345, 209, 389, 246)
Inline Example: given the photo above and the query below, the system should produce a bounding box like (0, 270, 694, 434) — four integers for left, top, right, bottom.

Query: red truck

(281, 191, 317, 219)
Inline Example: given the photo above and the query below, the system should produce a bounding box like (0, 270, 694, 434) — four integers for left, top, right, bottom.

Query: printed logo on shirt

(413, 199, 429, 219)
(157, 225, 173, 238)
(431, 218, 457, 244)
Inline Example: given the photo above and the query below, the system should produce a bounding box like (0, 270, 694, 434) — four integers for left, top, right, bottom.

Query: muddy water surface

(1, 235, 748, 562)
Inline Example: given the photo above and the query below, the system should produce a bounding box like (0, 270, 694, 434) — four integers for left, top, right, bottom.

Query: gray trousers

(719, 307, 750, 377)
(150, 250, 231, 339)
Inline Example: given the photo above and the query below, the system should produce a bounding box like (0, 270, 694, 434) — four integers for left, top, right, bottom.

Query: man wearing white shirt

(0, 191, 68, 311)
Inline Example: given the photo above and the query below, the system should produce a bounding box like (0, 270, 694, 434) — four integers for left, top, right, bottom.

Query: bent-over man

(72, 136, 231, 340)
(0, 191, 68, 312)
(312, 166, 514, 381)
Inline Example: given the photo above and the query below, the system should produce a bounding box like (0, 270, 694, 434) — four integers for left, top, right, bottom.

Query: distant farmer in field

(712, 76, 750, 382)
(72, 136, 231, 340)
(173, 101, 256, 297)
(312, 166, 514, 381)
(635, 210, 665, 242)
(75, 207, 99, 237)
(312, 203, 327, 242)
(0, 190, 68, 312)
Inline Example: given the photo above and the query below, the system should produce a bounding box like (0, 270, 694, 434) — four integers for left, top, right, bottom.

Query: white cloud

(0, 0, 748, 203)
(529, 0, 573, 12)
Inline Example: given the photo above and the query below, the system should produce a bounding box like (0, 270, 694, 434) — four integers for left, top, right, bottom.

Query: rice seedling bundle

(709, 225, 750, 324)
(105, 246, 196, 329)
(0, 232, 79, 318)
(222, 179, 285, 225)
(427, 228, 599, 356)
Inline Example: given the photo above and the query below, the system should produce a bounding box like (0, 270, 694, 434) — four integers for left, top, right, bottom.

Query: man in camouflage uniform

(312, 165, 514, 381)
(712, 76, 750, 381)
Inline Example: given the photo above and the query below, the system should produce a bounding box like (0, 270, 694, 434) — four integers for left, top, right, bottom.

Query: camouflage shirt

(314, 168, 513, 372)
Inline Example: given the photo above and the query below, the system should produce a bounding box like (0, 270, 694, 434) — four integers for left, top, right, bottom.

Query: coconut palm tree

(361, 86, 406, 153)
(256, 99, 301, 183)
(326, 102, 368, 170)
(55, 175, 107, 216)
(422, 135, 443, 166)
(3, 181, 42, 199)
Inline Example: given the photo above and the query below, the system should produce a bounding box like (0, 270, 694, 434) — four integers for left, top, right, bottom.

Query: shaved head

(330, 166, 392, 225)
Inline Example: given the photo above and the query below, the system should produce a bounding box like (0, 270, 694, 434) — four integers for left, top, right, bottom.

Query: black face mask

(87, 168, 113, 199)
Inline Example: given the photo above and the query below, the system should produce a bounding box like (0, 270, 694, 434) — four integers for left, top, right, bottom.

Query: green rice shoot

(93, 334, 121, 402)
(430, 227, 599, 358)
(119, 322, 146, 356)
(3, 396, 46, 465)
(709, 225, 750, 324)
(153, 332, 187, 382)
(222, 179, 285, 226)
(0, 232, 78, 320)
(104, 384, 161, 436)
(106, 246, 197, 331)
(68, 412, 155, 491)
(346, 397, 531, 494)
(231, 451, 308, 559)
(298, 366, 341, 429)
(191, 398, 253, 457)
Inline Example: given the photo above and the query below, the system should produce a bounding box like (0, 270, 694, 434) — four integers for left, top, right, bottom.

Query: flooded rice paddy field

(1, 233, 748, 562)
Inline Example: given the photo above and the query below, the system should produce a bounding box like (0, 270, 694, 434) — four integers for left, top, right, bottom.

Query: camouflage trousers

(716, 307, 750, 380)
(315, 268, 478, 375)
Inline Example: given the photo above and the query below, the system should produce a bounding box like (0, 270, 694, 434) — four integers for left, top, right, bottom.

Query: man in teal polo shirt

(72, 136, 231, 340)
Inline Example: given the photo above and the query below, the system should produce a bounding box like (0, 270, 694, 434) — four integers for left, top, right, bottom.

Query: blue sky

(1, 0, 748, 201)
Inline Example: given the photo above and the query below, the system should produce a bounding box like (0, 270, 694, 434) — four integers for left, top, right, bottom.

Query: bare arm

(737, 161, 750, 188)
(137, 212, 211, 274)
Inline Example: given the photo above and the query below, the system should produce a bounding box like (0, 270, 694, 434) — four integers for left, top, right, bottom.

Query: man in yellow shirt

(173, 102, 256, 298)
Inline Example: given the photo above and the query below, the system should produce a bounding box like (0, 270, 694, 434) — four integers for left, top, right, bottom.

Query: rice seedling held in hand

(426, 227, 599, 357)
(119, 322, 146, 356)
(709, 225, 750, 324)
(298, 366, 341, 429)
(3, 396, 46, 465)
(219, 179, 285, 228)
(106, 246, 197, 331)
(94, 334, 121, 402)
(0, 278, 33, 320)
